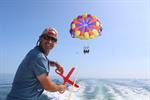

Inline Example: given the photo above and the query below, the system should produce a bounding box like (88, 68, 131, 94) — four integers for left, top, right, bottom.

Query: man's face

(39, 34, 57, 55)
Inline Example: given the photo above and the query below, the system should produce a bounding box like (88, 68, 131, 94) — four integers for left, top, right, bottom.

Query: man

(83, 46, 90, 54)
(6, 27, 66, 100)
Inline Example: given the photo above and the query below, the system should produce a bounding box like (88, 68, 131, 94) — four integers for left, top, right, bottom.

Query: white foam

(104, 80, 150, 100)
(42, 83, 83, 100)
(42, 79, 150, 100)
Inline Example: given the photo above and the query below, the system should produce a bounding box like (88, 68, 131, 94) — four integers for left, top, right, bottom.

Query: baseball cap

(40, 27, 58, 39)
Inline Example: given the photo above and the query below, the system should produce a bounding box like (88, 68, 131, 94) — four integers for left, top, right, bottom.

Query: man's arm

(37, 73, 66, 93)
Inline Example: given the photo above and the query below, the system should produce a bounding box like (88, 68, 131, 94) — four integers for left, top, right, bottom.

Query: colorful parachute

(70, 13, 102, 40)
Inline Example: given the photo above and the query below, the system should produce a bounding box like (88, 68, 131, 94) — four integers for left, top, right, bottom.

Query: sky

(0, 0, 150, 79)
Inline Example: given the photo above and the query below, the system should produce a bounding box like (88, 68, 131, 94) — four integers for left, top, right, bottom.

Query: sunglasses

(43, 35, 57, 43)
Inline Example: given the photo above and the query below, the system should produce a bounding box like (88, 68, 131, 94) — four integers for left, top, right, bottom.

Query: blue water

(0, 74, 150, 100)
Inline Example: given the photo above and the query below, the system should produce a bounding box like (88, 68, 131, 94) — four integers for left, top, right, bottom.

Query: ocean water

(0, 74, 150, 100)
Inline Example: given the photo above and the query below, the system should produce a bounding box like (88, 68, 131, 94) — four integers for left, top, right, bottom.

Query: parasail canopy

(70, 13, 102, 40)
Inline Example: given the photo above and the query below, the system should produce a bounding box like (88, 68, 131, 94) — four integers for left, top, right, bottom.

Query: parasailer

(70, 13, 102, 54)
(83, 46, 90, 54)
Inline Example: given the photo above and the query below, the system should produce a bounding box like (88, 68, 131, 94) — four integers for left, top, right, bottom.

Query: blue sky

(0, 0, 150, 79)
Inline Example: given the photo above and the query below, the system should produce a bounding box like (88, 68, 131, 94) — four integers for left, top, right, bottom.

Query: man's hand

(55, 63, 64, 74)
(50, 61, 64, 74)
(57, 84, 66, 94)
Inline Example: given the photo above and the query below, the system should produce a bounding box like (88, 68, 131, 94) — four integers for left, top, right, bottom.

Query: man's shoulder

(28, 46, 46, 60)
